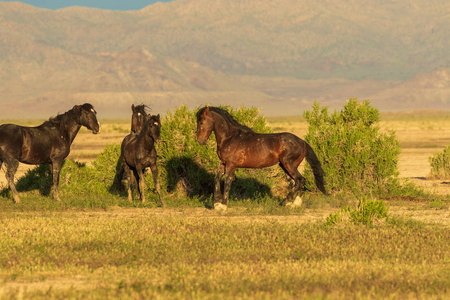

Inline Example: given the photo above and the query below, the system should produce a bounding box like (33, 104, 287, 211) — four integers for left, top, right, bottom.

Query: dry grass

(0, 207, 448, 299)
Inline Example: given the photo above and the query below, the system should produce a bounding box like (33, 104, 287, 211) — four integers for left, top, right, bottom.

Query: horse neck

(138, 123, 155, 144)
(57, 113, 82, 145)
(211, 112, 238, 147)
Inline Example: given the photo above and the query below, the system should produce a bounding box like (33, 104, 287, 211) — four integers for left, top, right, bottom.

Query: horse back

(219, 131, 306, 168)
(0, 124, 66, 164)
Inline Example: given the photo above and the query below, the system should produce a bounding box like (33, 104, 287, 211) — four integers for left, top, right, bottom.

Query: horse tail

(305, 142, 328, 195)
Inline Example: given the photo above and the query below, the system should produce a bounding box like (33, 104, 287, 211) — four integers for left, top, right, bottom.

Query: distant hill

(0, 0, 449, 118)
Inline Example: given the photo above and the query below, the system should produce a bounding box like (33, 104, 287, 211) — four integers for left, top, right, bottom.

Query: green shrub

(303, 99, 401, 195)
(325, 197, 389, 226)
(429, 146, 450, 179)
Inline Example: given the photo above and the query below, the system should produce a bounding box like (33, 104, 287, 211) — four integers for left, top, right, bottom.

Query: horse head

(75, 103, 101, 134)
(131, 104, 148, 134)
(196, 106, 214, 145)
(146, 114, 161, 143)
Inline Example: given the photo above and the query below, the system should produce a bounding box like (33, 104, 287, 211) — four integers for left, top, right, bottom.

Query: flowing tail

(305, 142, 329, 195)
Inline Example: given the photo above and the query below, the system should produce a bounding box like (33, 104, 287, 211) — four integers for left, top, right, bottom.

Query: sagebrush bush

(429, 146, 450, 179)
(303, 99, 401, 195)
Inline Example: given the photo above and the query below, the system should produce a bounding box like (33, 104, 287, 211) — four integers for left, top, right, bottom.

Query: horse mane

(42, 107, 78, 129)
(197, 106, 253, 132)
(134, 104, 149, 115)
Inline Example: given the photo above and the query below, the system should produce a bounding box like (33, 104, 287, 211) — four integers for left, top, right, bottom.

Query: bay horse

(196, 106, 328, 210)
(120, 114, 165, 206)
(0, 103, 101, 203)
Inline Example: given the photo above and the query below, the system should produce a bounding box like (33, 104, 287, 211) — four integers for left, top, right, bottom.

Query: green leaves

(325, 197, 389, 226)
(303, 98, 401, 195)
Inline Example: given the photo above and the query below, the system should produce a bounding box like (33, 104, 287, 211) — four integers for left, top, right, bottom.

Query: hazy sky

(1, 0, 173, 10)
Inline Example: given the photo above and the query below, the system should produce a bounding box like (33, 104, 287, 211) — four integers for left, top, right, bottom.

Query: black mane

(43, 108, 77, 129)
(134, 104, 149, 115)
(197, 106, 253, 132)
(43, 103, 94, 129)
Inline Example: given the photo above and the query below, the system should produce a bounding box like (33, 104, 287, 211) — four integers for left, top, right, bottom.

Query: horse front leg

(4, 159, 21, 203)
(222, 166, 236, 208)
(51, 161, 62, 201)
(213, 163, 225, 207)
(214, 165, 235, 211)
(136, 166, 146, 203)
(149, 163, 165, 207)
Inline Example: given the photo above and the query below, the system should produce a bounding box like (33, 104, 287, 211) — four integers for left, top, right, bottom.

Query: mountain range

(0, 0, 449, 119)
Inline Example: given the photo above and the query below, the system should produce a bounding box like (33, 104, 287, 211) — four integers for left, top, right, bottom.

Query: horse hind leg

(287, 172, 306, 207)
(4, 159, 21, 203)
(279, 160, 305, 207)
(149, 163, 165, 207)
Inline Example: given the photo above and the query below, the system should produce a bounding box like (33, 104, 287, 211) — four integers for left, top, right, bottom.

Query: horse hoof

(286, 196, 302, 208)
(214, 203, 227, 211)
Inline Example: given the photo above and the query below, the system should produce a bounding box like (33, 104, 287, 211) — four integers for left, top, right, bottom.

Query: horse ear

(203, 106, 210, 115)
(132, 104, 136, 112)
(157, 114, 160, 120)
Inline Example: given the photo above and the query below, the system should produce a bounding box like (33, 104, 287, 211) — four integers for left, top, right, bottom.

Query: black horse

(131, 104, 149, 134)
(0, 103, 101, 202)
(120, 114, 165, 206)
(112, 104, 149, 191)
(196, 106, 328, 210)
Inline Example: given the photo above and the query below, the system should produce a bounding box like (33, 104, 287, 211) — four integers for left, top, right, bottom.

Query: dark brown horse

(0, 103, 101, 203)
(120, 114, 165, 206)
(131, 104, 149, 134)
(196, 106, 327, 210)
(112, 104, 149, 191)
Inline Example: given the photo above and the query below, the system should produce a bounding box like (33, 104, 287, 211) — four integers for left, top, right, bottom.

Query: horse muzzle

(92, 123, 102, 134)
(197, 137, 207, 145)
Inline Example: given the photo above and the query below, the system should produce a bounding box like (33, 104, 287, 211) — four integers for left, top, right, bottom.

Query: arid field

(0, 111, 449, 299)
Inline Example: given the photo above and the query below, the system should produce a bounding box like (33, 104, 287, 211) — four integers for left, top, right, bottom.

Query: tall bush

(303, 99, 401, 195)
